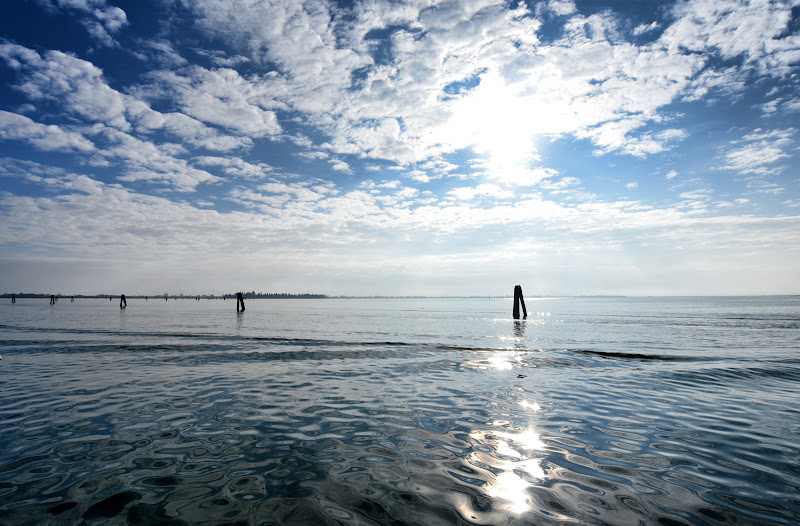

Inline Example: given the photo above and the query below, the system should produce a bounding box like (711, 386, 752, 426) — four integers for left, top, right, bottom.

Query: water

(1, 296, 799, 525)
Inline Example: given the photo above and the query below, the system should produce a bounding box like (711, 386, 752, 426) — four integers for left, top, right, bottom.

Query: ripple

(3, 303, 800, 525)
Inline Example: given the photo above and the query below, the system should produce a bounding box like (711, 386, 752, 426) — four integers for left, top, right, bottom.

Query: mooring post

(237, 292, 245, 312)
(50, 294, 55, 305)
(12, 294, 16, 304)
(71, 296, 74, 302)
(120, 294, 127, 308)
(513, 285, 528, 320)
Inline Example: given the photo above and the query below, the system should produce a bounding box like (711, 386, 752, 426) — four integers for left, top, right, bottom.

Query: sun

(441, 72, 545, 185)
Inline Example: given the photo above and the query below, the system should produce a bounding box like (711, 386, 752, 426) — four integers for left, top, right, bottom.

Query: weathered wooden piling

(513, 285, 527, 320)
(50, 294, 55, 305)
(236, 292, 245, 312)
(120, 294, 127, 308)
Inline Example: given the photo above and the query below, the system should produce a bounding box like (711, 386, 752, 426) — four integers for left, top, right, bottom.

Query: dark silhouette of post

(11, 294, 15, 304)
(236, 292, 245, 312)
(120, 294, 127, 308)
(513, 285, 527, 320)
(50, 294, 55, 305)
(71, 296, 74, 302)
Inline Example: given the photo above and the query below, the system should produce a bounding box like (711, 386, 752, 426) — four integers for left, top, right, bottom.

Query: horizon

(4, 291, 799, 300)
(1, 0, 799, 297)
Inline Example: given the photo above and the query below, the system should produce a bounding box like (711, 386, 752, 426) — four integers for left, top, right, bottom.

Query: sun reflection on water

(468, 397, 547, 516)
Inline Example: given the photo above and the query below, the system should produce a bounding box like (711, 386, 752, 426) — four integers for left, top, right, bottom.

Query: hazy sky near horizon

(0, 0, 799, 296)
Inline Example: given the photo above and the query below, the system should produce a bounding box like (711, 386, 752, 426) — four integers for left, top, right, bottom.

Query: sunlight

(468, 424, 547, 516)
(487, 471, 532, 514)
(496, 429, 545, 451)
(487, 352, 514, 370)
(444, 74, 543, 185)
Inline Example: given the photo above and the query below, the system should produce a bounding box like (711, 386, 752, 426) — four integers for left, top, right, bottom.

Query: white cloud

(718, 128, 795, 175)
(194, 156, 273, 178)
(36, 0, 127, 46)
(448, 183, 514, 201)
(87, 126, 220, 191)
(682, 67, 748, 102)
(0, 110, 95, 152)
(661, 0, 800, 77)
(0, 43, 252, 152)
(142, 67, 282, 137)
(329, 159, 352, 173)
(666, 170, 678, 179)
(634, 21, 660, 36)
(546, 0, 578, 17)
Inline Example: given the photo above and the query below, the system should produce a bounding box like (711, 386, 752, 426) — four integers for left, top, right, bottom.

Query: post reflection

(513, 319, 525, 340)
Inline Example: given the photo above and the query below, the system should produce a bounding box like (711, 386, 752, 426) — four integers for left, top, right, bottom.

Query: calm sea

(1, 296, 799, 525)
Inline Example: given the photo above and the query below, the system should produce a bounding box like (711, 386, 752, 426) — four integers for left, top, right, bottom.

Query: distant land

(1, 292, 327, 300)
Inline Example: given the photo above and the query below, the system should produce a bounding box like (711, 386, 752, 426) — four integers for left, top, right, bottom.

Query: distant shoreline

(3, 293, 799, 300)
(1, 293, 327, 300)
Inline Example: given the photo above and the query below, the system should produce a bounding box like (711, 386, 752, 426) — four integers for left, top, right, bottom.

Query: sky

(0, 0, 798, 297)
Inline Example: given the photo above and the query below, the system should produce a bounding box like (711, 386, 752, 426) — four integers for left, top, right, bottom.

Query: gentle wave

(2, 297, 800, 525)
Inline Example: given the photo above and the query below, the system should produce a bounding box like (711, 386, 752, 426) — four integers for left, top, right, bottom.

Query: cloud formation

(0, 0, 798, 294)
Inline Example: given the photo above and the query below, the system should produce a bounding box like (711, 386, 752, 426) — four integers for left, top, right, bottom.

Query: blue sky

(0, 0, 798, 296)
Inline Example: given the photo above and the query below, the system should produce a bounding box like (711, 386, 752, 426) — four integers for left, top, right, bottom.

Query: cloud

(35, 0, 128, 46)
(546, 0, 578, 17)
(87, 126, 220, 191)
(0, 110, 95, 152)
(661, 0, 800, 77)
(0, 43, 252, 152)
(142, 67, 282, 137)
(718, 128, 795, 175)
(448, 183, 514, 201)
(634, 21, 660, 36)
(195, 156, 272, 178)
(329, 159, 352, 173)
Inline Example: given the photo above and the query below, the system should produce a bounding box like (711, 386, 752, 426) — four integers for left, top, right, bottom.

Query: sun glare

(444, 74, 542, 185)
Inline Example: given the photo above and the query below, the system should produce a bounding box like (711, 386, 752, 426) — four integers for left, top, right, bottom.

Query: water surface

(1, 297, 799, 525)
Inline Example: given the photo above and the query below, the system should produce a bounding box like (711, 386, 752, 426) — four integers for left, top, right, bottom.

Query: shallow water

(1, 296, 799, 525)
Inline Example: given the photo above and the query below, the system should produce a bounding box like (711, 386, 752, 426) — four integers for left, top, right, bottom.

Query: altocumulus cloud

(0, 0, 799, 295)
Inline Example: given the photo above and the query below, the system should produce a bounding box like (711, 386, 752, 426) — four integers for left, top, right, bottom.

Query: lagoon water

(1, 296, 799, 525)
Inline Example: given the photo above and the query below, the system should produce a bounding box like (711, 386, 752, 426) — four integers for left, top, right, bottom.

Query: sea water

(1, 296, 799, 525)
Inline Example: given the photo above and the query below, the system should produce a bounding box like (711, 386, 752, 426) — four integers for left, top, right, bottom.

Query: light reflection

(487, 472, 532, 514)
(519, 399, 541, 411)
(487, 353, 514, 370)
(468, 422, 547, 515)
(495, 429, 544, 451)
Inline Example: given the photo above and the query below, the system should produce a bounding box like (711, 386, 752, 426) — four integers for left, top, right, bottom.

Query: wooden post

(120, 294, 127, 308)
(11, 294, 15, 304)
(50, 294, 55, 305)
(513, 285, 527, 319)
(237, 292, 245, 312)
